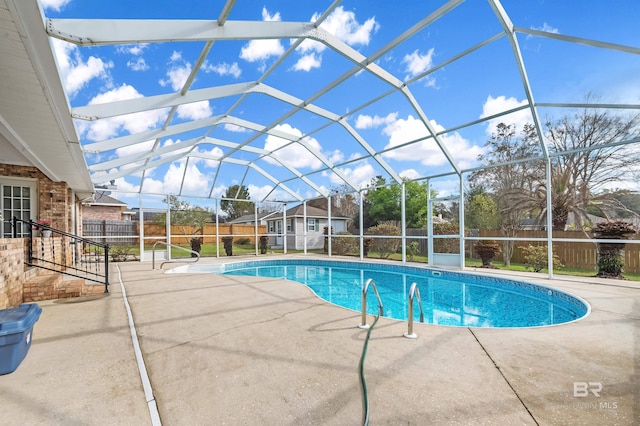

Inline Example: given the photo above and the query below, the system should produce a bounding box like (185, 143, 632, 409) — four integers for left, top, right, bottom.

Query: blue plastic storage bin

(0, 303, 42, 375)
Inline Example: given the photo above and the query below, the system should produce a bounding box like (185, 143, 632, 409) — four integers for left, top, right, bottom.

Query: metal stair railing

(12, 217, 110, 293)
(152, 240, 200, 270)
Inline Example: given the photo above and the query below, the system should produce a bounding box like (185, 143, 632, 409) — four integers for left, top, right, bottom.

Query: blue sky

(40, 0, 640, 207)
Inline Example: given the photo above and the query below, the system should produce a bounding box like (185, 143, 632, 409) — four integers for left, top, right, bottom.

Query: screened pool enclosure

(7, 0, 640, 277)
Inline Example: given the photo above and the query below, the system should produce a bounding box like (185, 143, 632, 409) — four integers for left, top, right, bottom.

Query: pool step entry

(357, 278, 425, 338)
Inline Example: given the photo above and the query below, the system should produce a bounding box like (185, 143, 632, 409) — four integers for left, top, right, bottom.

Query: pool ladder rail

(357, 279, 425, 338)
(152, 241, 200, 270)
(358, 278, 384, 329)
(404, 282, 424, 339)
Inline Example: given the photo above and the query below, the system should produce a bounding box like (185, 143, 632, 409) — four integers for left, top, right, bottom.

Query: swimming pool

(168, 259, 590, 328)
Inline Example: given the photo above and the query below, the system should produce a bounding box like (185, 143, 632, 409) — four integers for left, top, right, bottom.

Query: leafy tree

(220, 185, 253, 221)
(155, 195, 213, 240)
(363, 176, 431, 228)
(365, 176, 402, 224)
(465, 185, 499, 230)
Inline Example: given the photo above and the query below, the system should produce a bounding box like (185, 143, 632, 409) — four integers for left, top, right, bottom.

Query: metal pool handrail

(152, 241, 200, 269)
(358, 278, 384, 329)
(404, 282, 424, 339)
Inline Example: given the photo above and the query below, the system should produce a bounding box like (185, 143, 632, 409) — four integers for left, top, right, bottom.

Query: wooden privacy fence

(82, 220, 136, 246)
(478, 230, 640, 273)
(82, 221, 267, 246)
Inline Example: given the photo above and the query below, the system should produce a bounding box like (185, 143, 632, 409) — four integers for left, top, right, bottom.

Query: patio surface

(1, 255, 638, 425)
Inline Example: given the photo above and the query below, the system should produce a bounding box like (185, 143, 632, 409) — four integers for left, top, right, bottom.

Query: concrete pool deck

(1, 255, 638, 425)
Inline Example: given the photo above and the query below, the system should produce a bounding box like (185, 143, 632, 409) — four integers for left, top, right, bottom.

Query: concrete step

(24, 272, 106, 302)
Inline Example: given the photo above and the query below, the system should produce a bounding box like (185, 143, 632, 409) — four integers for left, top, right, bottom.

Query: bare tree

(471, 123, 540, 265)
(502, 105, 640, 231)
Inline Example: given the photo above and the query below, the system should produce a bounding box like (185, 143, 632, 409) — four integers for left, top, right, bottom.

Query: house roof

(268, 204, 349, 220)
(86, 192, 128, 207)
(228, 211, 278, 223)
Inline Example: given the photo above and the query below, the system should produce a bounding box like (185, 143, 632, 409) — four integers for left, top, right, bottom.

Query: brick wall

(83, 205, 125, 221)
(0, 238, 25, 309)
(0, 164, 73, 233)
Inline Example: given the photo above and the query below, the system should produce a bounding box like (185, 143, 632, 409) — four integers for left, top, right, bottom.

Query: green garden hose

(359, 303, 384, 426)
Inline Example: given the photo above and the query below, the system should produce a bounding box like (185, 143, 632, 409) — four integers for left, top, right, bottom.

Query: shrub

(474, 240, 500, 267)
(332, 231, 357, 255)
(406, 241, 419, 261)
(522, 245, 563, 273)
(433, 222, 460, 254)
(110, 246, 132, 262)
(235, 237, 251, 245)
(593, 221, 636, 278)
(367, 222, 401, 259)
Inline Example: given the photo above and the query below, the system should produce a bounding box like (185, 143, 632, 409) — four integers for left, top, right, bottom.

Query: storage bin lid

(0, 304, 42, 336)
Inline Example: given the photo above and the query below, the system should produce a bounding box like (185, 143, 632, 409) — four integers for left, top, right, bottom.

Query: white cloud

(247, 184, 276, 202)
(159, 62, 192, 91)
(402, 48, 436, 84)
(532, 22, 559, 34)
(313, 6, 378, 47)
(224, 124, 250, 133)
(480, 95, 533, 135)
(127, 57, 149, 71)
(202, 61, 242, 78)
(292, 53, 322, 72)
(293, 6, 378, 72)
(355, 112, 398, 129)
(329, 161, 376, 189)
(117, 44, 149, 56)
(263, 123, 325, 169)
(240, 8, 285, 63)
(381, 115, 482, 168)
(162, 163, 209, 194)
(51, 38, 112, 97)
(176, 101, 213, 120)
(76, 84, 168, 141)
(115, 139, 156, 159)
(40, 0, 71, 11)
(399, 169, 421, 180)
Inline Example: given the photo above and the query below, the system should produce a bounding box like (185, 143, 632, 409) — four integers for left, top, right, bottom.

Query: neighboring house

(228, 211, 278, 226)
(83, 192, 133, 221)
(265, 204, 349, 250)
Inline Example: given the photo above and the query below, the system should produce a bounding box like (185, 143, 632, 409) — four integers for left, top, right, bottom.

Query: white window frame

(0, 177, 38, 238)
(307, 218, 319, 232)
(286, 218, 292, 232)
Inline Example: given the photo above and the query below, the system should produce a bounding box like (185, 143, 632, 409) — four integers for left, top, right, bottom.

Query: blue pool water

(169, 259, 589, 328)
